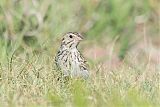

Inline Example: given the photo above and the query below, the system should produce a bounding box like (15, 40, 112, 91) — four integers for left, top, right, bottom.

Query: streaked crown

(61, 32, 83, 49)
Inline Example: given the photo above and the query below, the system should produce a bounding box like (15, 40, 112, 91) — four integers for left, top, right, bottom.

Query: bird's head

(61, 32, 84, 49)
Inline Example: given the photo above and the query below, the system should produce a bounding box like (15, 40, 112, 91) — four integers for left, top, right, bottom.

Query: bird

(55, 32, 89, 79)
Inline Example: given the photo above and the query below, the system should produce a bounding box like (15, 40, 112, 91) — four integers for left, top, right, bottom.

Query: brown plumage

(55, 32, 89, 79)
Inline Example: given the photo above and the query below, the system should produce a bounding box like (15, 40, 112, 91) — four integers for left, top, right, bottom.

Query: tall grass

(0, 52, 160, 107)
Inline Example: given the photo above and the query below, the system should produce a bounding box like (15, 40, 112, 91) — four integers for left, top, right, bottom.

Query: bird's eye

(69, 35, 73, 38)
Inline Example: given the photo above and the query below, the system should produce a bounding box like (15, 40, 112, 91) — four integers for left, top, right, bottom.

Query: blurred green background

(0, 0, 159, 61)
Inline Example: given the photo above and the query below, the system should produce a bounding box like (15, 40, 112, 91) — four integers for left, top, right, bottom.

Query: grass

(0, 49, 159, 107)
(0, 0, 160, 107)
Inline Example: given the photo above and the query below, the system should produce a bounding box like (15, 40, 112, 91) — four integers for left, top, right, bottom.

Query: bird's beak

(77, 34, 83, 41)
